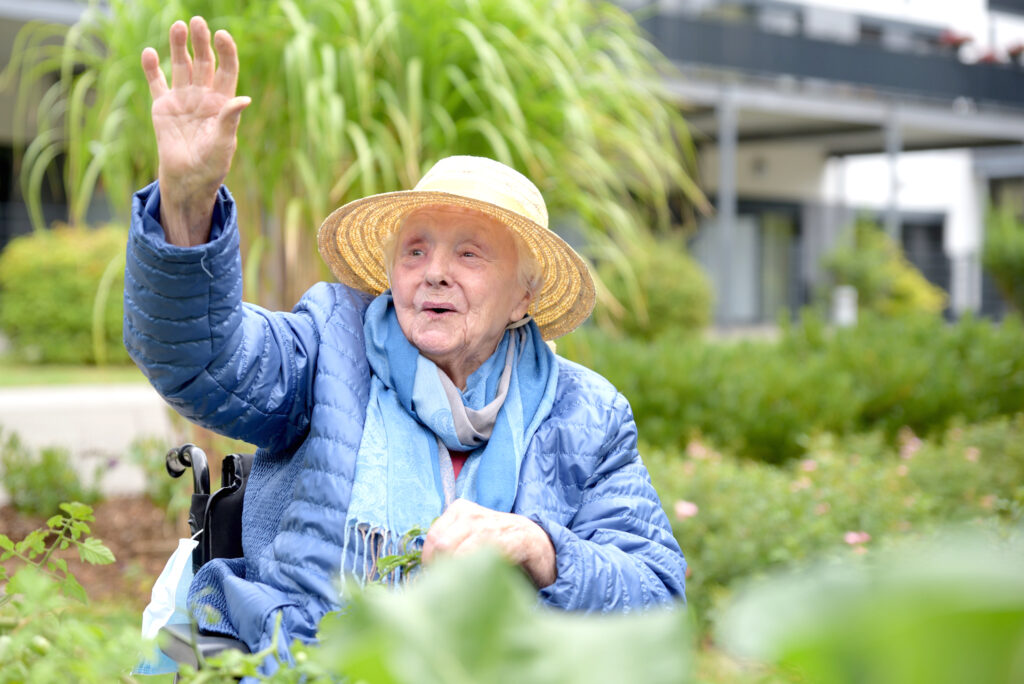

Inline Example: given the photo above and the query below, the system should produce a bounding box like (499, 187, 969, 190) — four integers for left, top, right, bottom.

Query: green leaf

(0, 535, 12, 552)
(59, 502, 94, 521)
(60, 574, 87, 603)
(46, 557, 69, 578)
(76, 537, 115, 565)
(18, 530, 48, 557)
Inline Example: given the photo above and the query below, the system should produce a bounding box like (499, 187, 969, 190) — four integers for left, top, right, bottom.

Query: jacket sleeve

(530, 393, 686, 612)
(123, 181, 327, 453)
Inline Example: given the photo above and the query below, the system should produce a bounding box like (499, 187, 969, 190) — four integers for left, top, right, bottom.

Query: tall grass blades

(7, 0, 704, 311)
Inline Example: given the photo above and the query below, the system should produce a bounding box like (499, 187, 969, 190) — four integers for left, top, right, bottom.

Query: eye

(461, 250, 477, 258)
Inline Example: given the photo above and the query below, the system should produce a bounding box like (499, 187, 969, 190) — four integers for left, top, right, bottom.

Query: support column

(884, 107, 902, 242)
(717, 88, 738, 325)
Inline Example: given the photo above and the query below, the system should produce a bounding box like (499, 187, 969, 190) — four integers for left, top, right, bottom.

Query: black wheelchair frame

(157, 444, 253, 669)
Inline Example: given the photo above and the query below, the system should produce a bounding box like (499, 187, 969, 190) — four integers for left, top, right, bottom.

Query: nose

(424, 249, 451, 287)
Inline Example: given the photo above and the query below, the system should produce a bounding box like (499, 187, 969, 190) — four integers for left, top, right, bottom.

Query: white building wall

(700, 141, 829, 202)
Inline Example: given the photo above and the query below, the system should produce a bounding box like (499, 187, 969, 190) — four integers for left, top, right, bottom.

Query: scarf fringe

(340, 522, 422, 591)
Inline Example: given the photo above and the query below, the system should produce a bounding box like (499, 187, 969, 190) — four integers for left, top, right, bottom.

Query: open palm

(142, 17, 250, 244)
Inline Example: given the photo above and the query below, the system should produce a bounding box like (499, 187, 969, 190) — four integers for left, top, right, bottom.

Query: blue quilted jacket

(124, 182, 686, 656)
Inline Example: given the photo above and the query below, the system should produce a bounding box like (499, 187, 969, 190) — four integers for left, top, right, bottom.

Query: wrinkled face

(390, 206, 531, 387)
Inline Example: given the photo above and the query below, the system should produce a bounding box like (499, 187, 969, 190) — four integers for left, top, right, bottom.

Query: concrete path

(0, 384, 179, 504)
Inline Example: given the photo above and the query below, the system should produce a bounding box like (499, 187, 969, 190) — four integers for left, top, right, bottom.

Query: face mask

(142, 536, 198, 638)
(135, 536, 199, 675)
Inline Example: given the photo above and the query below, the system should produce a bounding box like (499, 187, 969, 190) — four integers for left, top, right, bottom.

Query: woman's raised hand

(141, 17, 250, 246)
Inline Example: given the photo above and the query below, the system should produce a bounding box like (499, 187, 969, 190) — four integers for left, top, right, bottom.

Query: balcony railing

(641, 14, 1024, 110)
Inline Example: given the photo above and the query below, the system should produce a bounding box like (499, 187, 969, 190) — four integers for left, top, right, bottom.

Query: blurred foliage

(129, 437, 191, 524)
(718, 533, 1024, 684)
(0, 224, 127, 365)
(6, 0, 704, 311)
(983, 205, 1024, 314)
(0, 502, 142, 683)
(563, 312, 1024, 463)
(646, 415, 1024, 633)
(0, 429, 101, 517)
(594, 235, 712, 339)
(822, 219, 946, 317)
(177, 550, 693, 683)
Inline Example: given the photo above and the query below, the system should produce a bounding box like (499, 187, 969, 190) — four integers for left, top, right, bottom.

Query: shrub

(822, 219, 946, 317)
(0, 224, 127, 364)
(718, 534, 1024, 684)
(646, 416, 1024, 631)
(983, 206, 1024, 314)
(0, 430, 101, 517)
(563, 312, 1024, 462)
(594, 235, 712, 339)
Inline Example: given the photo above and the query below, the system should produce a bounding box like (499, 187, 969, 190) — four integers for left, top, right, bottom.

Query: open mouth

(423, 303, 456, 315)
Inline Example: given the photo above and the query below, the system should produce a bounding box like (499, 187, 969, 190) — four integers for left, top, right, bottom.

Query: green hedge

(0, 225, 127, 364)
(562, 312, 1024, 463)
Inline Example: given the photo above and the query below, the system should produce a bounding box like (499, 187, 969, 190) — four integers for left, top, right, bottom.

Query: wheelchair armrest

(158, 622, 250, 669)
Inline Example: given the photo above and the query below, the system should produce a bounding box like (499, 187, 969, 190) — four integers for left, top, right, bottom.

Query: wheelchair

(156, 443, 253, 670)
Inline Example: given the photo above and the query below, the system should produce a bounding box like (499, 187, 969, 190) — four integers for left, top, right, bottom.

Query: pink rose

(674, 500, 699, 520)
(844, 531, 871, 545)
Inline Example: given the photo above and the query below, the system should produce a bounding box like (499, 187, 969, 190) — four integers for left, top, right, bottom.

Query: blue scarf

(342, 292, 558, 582)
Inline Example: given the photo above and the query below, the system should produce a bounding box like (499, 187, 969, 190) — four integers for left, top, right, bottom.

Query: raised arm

(141, 17, 249, 246)
(125, 18, 337, 451)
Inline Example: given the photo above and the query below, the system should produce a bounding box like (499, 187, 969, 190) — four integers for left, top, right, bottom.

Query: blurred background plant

(6, 0, 705, 316)
(647, 414, 1024, 633)
(821, 218, 947, 317)
(0, 223, 127, 365)
(562, 311, 1024, 463)
(128, 437, 190, 525)
(592, 233, 713, 339)
(717, 531, 1024, 684)
(983, 204, 1024, 315)
(0, 428, 101, 517)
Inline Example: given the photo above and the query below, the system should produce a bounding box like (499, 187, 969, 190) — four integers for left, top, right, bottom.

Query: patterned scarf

(342, 292, 558, 583)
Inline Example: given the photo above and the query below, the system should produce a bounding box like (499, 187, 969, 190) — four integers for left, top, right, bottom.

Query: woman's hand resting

(422, 499, 557, 588)
(141, 16, 250, 246)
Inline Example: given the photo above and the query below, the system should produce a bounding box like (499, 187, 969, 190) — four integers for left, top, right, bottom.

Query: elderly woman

(127, 17, 685, 660)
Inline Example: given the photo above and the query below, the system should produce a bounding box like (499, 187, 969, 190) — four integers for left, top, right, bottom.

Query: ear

(510, 287, 532, 323)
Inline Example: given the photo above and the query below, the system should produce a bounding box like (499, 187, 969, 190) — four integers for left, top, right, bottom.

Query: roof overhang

(669, 74, 1024, 156)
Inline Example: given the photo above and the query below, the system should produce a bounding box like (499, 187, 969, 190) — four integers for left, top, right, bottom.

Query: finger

(168, 20, 192, 89)
(190, 16, 215, 88)
(140, 47, 169, 100)
(212, 29, 240, 97)
(216, 96, 251, 137)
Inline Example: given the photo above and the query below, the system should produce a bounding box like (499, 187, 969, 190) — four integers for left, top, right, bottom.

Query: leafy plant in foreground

(718, 532, 1024, 684)
(0, 502, 144, 683)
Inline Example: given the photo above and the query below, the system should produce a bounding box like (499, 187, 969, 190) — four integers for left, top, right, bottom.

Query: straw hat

(317, 155, 595, 340)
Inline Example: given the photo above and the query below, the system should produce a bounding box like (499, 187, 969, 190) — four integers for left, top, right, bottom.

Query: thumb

(217, 95, 251, 137)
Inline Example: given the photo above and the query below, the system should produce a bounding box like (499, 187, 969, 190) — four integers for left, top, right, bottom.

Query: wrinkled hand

(141, 16, 250, 246)
(422, 499, 557, 588)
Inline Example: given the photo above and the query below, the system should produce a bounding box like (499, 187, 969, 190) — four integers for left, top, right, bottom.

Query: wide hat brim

(317, 189, 595, 340)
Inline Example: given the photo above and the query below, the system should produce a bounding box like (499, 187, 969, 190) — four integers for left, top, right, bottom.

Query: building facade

(632, 0, 1024, 323)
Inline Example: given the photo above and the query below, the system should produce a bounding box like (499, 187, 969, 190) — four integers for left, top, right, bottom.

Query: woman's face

(390, 206, 531, 387)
